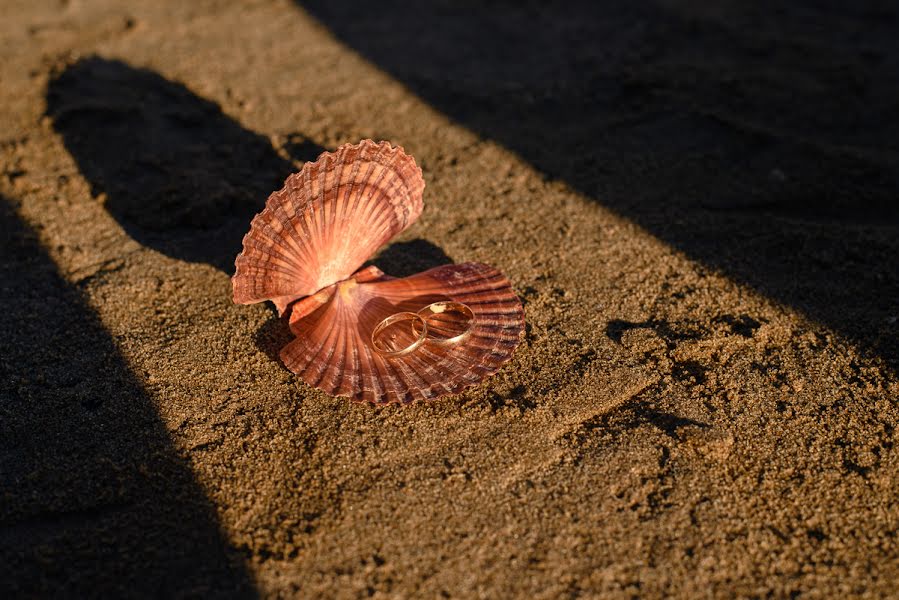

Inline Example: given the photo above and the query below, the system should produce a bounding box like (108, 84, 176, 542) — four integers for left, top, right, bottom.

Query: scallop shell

(280, 262, 524, 404)
(232, 140, 525, 403)
(233, 140, 424, 314)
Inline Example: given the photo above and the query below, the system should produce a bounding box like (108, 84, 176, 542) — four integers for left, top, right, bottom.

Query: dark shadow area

(584, 397, 710, 442)
(45, 56, 323, 272)
(606, 318, 711, 346)
(626, 402, 711, 441)
(0, 196, 256, 596)
(367, 238, 453, 278)
(254, 314, 296, 368)
(281, 132, 330, 166)
(300, 0, 899, 368)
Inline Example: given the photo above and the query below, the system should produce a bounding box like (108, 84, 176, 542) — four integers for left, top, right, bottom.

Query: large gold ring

(416, 301, 475, 346)
(371, 312, 428, 359)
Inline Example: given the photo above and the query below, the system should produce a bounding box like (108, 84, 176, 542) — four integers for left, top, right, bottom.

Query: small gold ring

(417, 301, 475, 346)
(371, 312, 428, 359)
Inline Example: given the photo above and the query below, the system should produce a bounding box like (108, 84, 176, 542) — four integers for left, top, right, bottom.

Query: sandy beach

(1, 1, 897, 597)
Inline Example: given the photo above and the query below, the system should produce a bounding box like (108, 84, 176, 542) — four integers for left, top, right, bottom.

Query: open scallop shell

(280, 262, 524, 404)
(233, 140, 424, 314)
(232, 140, 524, 403)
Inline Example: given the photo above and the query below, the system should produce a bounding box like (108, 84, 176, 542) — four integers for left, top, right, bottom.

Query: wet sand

(1, 1, 897, 597)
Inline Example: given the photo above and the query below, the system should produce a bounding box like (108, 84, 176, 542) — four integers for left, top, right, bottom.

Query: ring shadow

(298, 0, 899, 370)
(0, 196, 256, 597)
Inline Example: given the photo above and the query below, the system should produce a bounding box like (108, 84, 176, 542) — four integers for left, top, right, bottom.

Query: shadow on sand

(299, 0, 899, 368)
(45, 56, 320, 272)
(0, 196, 257, 597)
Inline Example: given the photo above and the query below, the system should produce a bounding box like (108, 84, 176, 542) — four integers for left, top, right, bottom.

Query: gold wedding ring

(415, 301, 475, 346)
(371, 301, 475, 359)
(371, 312, 428, 359)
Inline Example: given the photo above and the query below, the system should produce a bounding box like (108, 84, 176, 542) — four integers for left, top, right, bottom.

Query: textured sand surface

(1, 1, 898, 597)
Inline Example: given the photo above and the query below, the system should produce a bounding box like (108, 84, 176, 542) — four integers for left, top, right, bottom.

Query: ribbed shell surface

(232, 140, 424, 314)
(280, 263, 525, 404)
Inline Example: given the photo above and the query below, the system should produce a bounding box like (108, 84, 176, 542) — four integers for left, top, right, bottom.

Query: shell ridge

(323, 285, 353, 396)
(258, 214, 317, 277)
(370, 344, 408, 404)
(333, 145, 358, 280)
(384, 356, 421, 403)
(391, 347, 437, 400)
(265, 182, 314, 270)
(293, 295, 341, 376)
(237, 258, 304, 284)
(329, 291, 364, 395)
(382, 169, 413, 229)
(381, 355, 416, 404)
(380, 142, 423, 229)
(339, 315, 362, 397)
(345, 286, 378, 399)
(233, 214, 295, 296)
(308, 154, 326, 277)
(300, 161, 322, 283)
(385, 154, 420, 230)
(279, 293, 337, 370)
(356, 331, 382, 402)
(232, 177, 316, 303)
(367, 144, 409, 229)
(241, 230, 309, 278)
(278, 173, 317, 264)
(365, 352, 391, 404)
(312, 296, 349, 393)
(356, 144, 399, 239)
(348, 145, 384, 259)
(407, 351, 456, 398)
(324, 152, 341, 259)
(268, 200, 317, 270)
(343, 144, 369, 226)
(307, 295, 348, 382)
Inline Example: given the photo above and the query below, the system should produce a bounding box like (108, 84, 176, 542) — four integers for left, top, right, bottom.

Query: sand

(1, 1, 897, 597)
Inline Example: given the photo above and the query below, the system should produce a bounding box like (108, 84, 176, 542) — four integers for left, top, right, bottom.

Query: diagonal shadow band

(298, 0, 899, 369)
(45, 57, 319, 273)
(0, 196, 257, 597)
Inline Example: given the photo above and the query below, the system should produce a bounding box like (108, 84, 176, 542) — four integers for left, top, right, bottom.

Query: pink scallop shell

(233, 140, 424, 314)
(232, 140, 524, 403)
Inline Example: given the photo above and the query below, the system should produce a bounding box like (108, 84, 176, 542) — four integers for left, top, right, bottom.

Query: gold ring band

(371, 311, 428, 359)
(416, 301, 475, 346)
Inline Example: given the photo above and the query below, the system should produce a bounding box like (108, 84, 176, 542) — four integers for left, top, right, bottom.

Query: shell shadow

(45, 56, 324, 272)
(366, 238, 454, 278)
(253, 312, 296, 370)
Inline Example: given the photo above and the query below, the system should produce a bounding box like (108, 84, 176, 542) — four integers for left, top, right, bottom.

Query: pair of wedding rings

(370, 301, 475, 359)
